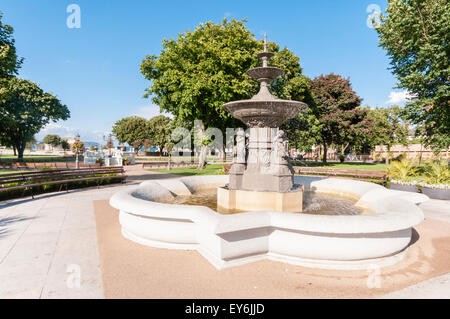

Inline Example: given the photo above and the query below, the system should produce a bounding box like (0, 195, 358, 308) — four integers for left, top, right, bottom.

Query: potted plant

(122, 156, 131, 166)
(387, 158, 419, 192)
(419, 160, 450, 200)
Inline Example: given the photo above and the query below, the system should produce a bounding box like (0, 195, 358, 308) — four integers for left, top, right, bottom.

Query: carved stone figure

(235, 129, 246, 164)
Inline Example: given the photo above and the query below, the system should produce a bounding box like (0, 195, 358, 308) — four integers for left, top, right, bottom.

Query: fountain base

(217, 185, 303, 214)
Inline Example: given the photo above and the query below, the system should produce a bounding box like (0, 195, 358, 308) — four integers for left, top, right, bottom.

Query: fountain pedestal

(220, 34, 307, 213)
(217, 186, 303, 213)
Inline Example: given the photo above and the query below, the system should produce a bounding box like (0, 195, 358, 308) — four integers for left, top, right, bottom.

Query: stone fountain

(218, 34, 307, 213)
(109, 33, 426, 271)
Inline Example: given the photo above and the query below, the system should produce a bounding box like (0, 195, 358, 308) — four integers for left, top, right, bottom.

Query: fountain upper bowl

(246, 67, 284, 81)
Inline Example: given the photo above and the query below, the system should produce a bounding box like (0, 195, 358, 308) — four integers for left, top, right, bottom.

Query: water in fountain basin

(168, 189, 365, 215)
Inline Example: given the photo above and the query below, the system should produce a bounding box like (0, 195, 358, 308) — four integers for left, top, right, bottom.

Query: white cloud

(36, 122, 108, 144)
(386, 90, 416, 104)
(133, 104, 173, 119)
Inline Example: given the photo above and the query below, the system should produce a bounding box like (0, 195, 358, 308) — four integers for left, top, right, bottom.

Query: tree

(111, 116, 150, 153)
(376, 0, 450, 151)
(329, 107, 374, 156)
(281, 111, 322, 152)
(43, 134, 61, 150)
(0, 77, 70, 160)
(309, 73, 365, 163)
(71, 141, 84, 169)
(0, 11, 22, 79)
(61, 140, 70, 151)
(140, 18, 312, 169)
(0, 11, 23, 156)
(367, 105, 409, 164)
(25, 135, 36, 151)
(148, 115, 172, 157)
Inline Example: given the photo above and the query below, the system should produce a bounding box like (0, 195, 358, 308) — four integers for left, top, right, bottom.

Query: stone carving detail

(273, 130, 289, 164)
(234, 129, 246, 164)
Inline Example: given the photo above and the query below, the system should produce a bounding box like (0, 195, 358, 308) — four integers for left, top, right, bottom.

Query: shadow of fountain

(408, 228, 420, 247)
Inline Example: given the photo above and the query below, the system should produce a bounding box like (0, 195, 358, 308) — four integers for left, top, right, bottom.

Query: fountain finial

(264, 32, 267, 52)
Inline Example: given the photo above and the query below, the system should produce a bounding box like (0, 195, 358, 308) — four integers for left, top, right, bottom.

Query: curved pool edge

(109, 175, 427, 270)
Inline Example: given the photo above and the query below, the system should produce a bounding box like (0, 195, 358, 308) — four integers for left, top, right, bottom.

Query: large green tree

(376, 0, 450, 151)
(367, 105, 409, 164)
(148, 115, 172, 157)
(0, 11, 22, 79)
(112, 116, 150, 152)
(140, 18, 312, 168)
(43, 134, 61, 150)
(309, 73, 369, 163)
(0, 77, 70, 160)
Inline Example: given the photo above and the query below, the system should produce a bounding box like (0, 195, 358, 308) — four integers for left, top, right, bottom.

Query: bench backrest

(293, 166, 387, 178)
(0, 167, 124, 185)
(142, 161, 197, 169)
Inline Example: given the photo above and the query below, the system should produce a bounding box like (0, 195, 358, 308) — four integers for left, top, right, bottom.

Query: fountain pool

(110, 175, 428, 270)
(164, 188, 367, 215)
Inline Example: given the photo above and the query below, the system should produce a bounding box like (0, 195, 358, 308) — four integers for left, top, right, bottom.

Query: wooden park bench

(0, 162, 100, 170)
(142, 161, 198, 169)
(0, 166, 127, 199)
(293, 166, 387, 184)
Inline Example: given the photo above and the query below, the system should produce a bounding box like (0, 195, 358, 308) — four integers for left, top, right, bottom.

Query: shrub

(0, 174, 123, 201)
(387, 158, 419, 182)
(122, 157, 131, 165)
(423, 160, 450, 185)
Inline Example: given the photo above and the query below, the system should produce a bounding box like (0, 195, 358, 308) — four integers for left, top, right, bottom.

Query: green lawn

(148, 164, 225, 176)
(148, 162, 388, 177)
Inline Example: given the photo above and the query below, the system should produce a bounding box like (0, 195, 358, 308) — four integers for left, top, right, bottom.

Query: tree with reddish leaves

(310, 73, 371, 163)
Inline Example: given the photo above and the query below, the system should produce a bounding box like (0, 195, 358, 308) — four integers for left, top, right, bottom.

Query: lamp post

(103, 133, 113, 157)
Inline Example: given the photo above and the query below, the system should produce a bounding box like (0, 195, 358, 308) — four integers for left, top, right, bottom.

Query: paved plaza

(0, 169, 449, 298)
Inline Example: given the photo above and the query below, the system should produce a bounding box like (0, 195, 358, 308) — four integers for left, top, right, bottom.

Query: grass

(148, 162, 387, 177)
(148, 164, 225, 176)
(0, 154, 76, 163)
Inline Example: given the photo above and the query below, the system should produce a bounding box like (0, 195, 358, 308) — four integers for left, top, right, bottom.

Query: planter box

(421, 186, 450, 200)
(389, 183, 418, 193)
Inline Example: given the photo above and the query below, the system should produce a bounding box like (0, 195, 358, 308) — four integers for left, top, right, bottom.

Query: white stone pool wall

(109, 175, 428, 270)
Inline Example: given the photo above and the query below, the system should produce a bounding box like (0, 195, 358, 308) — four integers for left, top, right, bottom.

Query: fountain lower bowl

(222, 99, 307, 127)
(109, 175, 428, 270)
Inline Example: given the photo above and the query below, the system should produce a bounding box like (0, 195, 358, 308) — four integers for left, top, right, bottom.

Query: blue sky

(1, 0, 408, 143)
